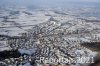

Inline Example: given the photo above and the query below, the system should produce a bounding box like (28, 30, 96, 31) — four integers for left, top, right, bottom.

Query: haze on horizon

(0, 0, 100, 8)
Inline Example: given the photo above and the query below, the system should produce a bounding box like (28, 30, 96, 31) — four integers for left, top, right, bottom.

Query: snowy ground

(0, 7, 100, 66)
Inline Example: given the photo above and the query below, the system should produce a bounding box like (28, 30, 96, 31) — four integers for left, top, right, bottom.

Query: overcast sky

(0, 0, 100, 8)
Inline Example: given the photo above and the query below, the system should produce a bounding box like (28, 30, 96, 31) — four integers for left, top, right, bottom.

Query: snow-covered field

(0, 8, 50, 36)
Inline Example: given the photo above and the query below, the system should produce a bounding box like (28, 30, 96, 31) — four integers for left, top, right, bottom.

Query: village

(0, 7, 100, 66)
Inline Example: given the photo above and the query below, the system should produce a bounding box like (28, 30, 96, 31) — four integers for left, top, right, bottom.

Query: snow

(0, 41, 11, 51)
(80, 38, 90, 42)
(18, 48, 36, 55)
(0, 7, 100, 66)
(0, 47, 11, 51)
(23, 63, 31, 66)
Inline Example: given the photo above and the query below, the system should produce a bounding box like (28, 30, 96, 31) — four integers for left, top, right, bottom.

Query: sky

(0, 0, 100, 8)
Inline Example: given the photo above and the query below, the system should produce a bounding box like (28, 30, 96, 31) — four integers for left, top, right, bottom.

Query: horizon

(0, 0, 100, 8)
